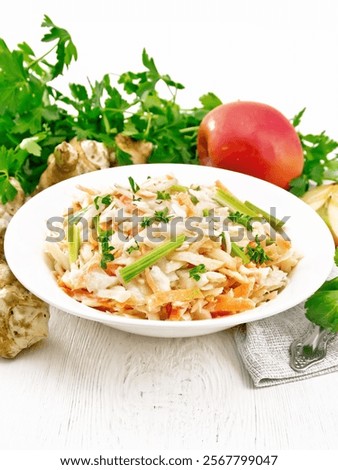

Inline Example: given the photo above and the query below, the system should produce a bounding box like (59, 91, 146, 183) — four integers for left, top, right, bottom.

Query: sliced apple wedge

(327, 186, 338, 245)
(301, 184, 334, 211)
(302, 183, 338, 246)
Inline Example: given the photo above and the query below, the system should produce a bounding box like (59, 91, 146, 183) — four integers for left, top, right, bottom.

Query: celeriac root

(37, 135, 152, 191)
(0, 179, 50, 359)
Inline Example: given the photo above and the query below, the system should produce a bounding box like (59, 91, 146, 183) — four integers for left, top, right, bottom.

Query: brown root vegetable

(0, 178, 50, 358)
(0, 178, 25, 260)
(115, 134, 153, 164)
(0, 272, 50, 358)
(0, 228, 5, 262)
(0, 178, 25, 229)
(37, 138, 115, 191)
(37, 136, 153, 191)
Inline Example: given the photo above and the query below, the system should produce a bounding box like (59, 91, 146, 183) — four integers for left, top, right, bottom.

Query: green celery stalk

(214, 186, 285, 231)
(214, 188, 257, 217)
(68, 206, 88, 225)
(68, 224, 81, 264)
(244, 200, 285, 231)
(120, 235, 186, 283)
(169, 184, 188, 193)
(231, 242, 250, 264)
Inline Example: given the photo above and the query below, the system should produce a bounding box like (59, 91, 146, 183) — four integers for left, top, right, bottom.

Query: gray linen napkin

(233, 265, 338, 387)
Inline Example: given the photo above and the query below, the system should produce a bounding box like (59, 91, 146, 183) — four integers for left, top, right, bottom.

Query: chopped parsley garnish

(156, 190, 171, 200)
(128, 176, 140, 193)
(94, 216, 115, 269)
(220, 232, 227, 251)
(189, 194, 199, 205)
(189, 264, 207, 281)
(99, 229, 115, 269)
(246, 236, 271, 264)
(202, 209, 210, 217)
(228, 211, 253, 231)
(100, 250, 115, 269)
(153, 208, 172, 223)
(94, 194, 112, 210)
(141, 207, 172, 228)
(140, 217, 152, 228)
(127, 242, 140, 254)
(101, 195, 113, 205)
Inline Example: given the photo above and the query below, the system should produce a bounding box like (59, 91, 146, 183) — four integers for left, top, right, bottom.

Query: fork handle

(290, 323, 335, 372)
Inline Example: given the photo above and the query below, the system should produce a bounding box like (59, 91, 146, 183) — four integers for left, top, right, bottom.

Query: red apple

(197, 101, 304, 189)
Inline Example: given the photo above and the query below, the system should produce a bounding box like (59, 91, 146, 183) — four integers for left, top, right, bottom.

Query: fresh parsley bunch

(1, 16, 338, 206)
(290, 109, 338, 196)
(0, 16, 221, 204)
(0, 16, 78, 200)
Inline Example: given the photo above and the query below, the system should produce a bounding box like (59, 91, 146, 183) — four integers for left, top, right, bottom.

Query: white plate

(4, 164, 335, 338)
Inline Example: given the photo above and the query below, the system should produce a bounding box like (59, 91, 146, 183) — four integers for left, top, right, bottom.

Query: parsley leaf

(189, 193, 199, 205)
(203, 209, 210, 217)
(152, 207, 172, 223)
(0, 17, 77, 201)
(305, 277, 338, 332)
(335, 248, 338, 267)
(199, 93, 222, 110)
(290, 109, 338, 196)
(291, 107, 306, 127)
(220, 232, 227, 251)
(0, 17, 224, 204)
(128, 176, 140, 193)
(94, 194, 112, 210)
(102, 195, 113, 206)
(0, 175, 17, 204)
(156, 190, 171, 200)
(94, 218, 115, 269)
(140, 217, 152, 228)
(126, 242, 140, 254)
(41, 15, 78, 79)
(8, 16, 338, 213)
(228, 211, 253, 231)
(189, 264, 207, 281)
(140, 207, 172, 228)
(246, 236, 271, 264)
(0, 146, 29, 203)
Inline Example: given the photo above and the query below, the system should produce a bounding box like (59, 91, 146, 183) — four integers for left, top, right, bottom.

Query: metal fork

(290, 323, 335, 371)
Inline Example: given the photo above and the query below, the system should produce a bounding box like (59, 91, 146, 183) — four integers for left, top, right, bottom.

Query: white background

(1, 0, 338, 138)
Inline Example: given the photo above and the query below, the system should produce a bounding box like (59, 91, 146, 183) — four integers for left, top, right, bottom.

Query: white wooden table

(1, 307, 337, 451)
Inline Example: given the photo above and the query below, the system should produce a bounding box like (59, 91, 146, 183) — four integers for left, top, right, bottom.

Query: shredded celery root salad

(46, 175, 300, 321)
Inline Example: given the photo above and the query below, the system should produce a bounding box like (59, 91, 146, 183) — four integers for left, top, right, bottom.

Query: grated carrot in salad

(45, 174, 300, 321)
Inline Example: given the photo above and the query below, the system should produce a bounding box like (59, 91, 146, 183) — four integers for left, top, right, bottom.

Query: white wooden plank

(1, 308, 338, 450)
